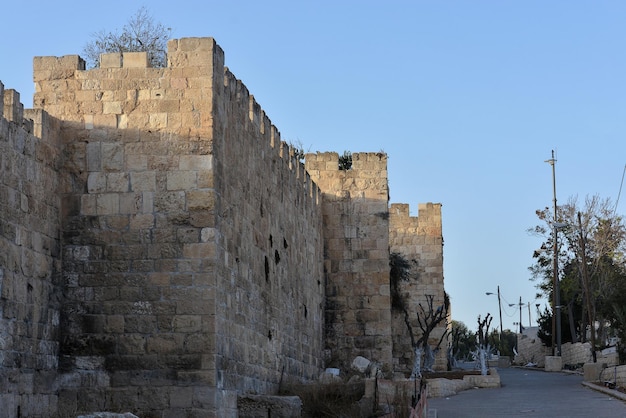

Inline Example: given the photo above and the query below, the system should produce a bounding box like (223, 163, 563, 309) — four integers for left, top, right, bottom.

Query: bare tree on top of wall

(83, 7, 171, 68)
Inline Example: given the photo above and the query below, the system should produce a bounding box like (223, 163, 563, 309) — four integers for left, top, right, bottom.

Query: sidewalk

(427, 366, 626, 417)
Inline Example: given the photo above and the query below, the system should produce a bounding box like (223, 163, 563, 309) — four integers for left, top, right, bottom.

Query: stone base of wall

(427, 369, 500, 397)
(498, 356, 511, 368)
(238, 395, 302, 418)
(364, 370, 501, 399)
(584, 363, 626, 386)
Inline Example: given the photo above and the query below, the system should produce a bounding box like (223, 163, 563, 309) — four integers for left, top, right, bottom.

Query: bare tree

(83, 7, 171, 68)
(475, 314, 493, 375)
(405, 294, 450, 378)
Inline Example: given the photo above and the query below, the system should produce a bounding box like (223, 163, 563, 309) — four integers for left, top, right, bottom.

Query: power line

(614, 164, 626, 214)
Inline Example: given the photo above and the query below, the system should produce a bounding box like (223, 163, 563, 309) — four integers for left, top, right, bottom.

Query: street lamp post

(546, 150, 562, 357)
(509, 298, 524, 333)
(519, 296, 523, 333)
(486, 286, 503, 334)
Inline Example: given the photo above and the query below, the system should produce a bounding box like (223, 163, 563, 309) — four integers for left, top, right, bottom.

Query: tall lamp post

(546, 150, 562, 356)
(486, 286, 503, 334)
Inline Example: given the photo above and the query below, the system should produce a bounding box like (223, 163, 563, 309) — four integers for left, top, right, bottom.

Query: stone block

(107, 173, 130, 192)
(183, 242, 215, 259)
(186, 190, 215, 210)
(130, 171, 156, 192)
(172, 315, 202, 333)
(96, 194, 119, 215)
(123, 52, 149, 68)
(166, 171, 196, 191)
(545, 356, 563, 372)
(101, 53, 122, 68)
(583, 362, 607, 382)
(179, 155, 213, 170)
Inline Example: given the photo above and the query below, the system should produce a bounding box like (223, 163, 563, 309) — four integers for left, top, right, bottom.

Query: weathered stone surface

(1, 36, 446, 417)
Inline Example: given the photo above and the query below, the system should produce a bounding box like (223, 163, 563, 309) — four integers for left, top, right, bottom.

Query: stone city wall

(514, 327, 550, 367)
(0, 85, 62, 417)
(0, 36, 448, 417)
(515, 328, 618, 370)
(389, 203, 448, 375)
(211, 43, 325, 398)
(600, 364, 626, 387)
(560, 342, 618, 368)
(30, 37, 325, 416)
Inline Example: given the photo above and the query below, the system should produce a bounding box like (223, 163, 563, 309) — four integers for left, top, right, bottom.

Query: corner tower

(306, 152, 393, 368)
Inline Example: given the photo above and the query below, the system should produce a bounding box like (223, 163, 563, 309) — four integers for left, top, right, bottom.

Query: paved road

(428, 367, 626, 417)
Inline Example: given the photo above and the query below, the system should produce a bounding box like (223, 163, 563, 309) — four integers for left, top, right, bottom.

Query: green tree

(488, 329, 517, 357)
(83, 7, 171, 68)
(450, 320, 476, 361)
(529, 195, 626, 360)
(338, 151, 352, 170)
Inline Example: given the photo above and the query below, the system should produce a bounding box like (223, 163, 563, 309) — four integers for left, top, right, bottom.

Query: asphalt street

(427, 366, 626, 417)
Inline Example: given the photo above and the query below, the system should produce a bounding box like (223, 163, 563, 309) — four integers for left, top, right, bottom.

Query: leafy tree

(528, 195, 626, 361)
(488, 329, 517, 357)
(535, 306, 553, 347)
(338, 151, 352, 170)
(390, 251, 412, 311)
(83, 7, 171, 68)
(450, 320, 476, 361)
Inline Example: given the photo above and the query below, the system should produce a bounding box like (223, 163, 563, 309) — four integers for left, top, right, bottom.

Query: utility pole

(485, 286, 503, 334)
(546, 150, 562, 356)
(498, 286, 503, 335)
(519, 296, 523, 333)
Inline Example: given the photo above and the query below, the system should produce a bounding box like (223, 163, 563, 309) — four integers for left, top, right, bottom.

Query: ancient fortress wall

(389, 203, 448, 373)
(0, 36, 448, 417)
(28, 38, 325, 416)
(210, 44, 325, 396)
(0, 86, 62, 416)
(306, 152, 393, 368)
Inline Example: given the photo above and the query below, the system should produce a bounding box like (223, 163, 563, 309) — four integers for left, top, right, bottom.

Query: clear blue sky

(3, 1, 626, 332)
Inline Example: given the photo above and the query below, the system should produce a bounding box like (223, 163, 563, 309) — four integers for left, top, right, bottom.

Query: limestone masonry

(0, 37, 447, 417)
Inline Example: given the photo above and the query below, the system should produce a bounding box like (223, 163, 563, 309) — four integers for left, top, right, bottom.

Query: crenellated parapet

(0, 81, 60, 162)
(390, 202, 442, 237)
(0, 81, 62, 416)
(32, 37, 318, 211)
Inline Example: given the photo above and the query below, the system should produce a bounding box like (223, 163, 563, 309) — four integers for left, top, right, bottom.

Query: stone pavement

(427, 367, 626, 417)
